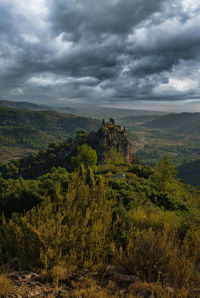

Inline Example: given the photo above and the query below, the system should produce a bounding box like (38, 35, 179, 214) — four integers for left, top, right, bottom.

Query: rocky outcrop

(87, 118, 132, 163)
(48, 118, 132, 173)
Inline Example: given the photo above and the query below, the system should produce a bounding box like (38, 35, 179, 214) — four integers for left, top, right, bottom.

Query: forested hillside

(0, 107, 199, 189)
(146, 112, 200, 134)
(177, 159, 200, 188)
(117, 113, 200, 188)
(0, 107, 100, 161)
(0, 107, 99, 135)
(1, 122, 200, 296)
(0, 119, 132, 179)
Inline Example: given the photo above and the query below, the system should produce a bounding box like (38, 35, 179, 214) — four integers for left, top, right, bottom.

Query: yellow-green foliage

(0, 168, 112, 271)
(150, 155, 177, 192)
(104, 148, 124, 165)
(49, 265, 68, 286)
(111, 227, 195, 287)
(1, 154, 200, 292)
(71, 277, 111, 298)
(128, 206, 181, 232)
(0, 274, 12, 296)
(128, 280, 189, 298)
(71, 144, 97, 169)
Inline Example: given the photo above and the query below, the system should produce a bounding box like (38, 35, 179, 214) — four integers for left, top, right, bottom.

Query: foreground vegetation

(0, 143, 200, 296)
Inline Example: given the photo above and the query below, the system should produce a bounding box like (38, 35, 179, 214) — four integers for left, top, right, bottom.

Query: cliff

(87, 118, 132, 163)
(58, 118, 133, 167)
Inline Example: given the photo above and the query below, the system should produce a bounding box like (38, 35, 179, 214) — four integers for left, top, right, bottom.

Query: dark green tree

(76, 129, 86, 139)
(151, 155, 177, 192)
(71, 144, 97, 170)
(104, 147, 124, 165)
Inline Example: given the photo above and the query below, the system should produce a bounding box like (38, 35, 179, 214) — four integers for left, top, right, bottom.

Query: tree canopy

(151, 155, 177, 192)
(71, 144, 97, 169)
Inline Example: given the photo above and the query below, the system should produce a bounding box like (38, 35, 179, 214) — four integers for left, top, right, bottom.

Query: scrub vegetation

(0, 135, 200, 295)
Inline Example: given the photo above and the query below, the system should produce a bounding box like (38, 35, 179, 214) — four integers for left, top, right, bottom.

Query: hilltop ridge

(0, 100, 49, 110)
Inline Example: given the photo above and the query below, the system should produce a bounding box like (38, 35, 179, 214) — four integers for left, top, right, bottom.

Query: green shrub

(112, 227, 195, 287)
(0, 170, 113, 271)
(71, 144, 97, 169)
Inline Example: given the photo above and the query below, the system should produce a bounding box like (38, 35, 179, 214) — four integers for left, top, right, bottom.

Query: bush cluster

(0, 153, 200, 295)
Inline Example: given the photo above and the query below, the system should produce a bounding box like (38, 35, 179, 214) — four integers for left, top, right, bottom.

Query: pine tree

(151, 155, 177, 192)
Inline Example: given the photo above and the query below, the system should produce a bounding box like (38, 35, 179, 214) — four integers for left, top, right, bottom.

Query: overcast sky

(1, 0, 200, 111)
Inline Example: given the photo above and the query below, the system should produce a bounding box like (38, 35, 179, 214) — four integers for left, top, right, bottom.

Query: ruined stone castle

(54, 118, 133, 170)
(87, 118, 132, 163)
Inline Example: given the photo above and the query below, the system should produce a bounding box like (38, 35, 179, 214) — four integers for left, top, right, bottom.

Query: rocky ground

(1, 266, 200, 297)
(0, 268, 164, 298)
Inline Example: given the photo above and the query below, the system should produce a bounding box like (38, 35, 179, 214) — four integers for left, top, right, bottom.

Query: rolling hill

(0, 107, 100, 161)
(0, 100, 49, 110)
(146, 112, 200, 134)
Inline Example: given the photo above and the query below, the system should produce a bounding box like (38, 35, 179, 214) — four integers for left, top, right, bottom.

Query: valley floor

(0, 145, 37, 163)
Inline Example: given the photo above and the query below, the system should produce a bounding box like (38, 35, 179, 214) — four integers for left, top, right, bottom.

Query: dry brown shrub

(111, 227, 194, 288)
(71, 277, 110, 298)
(0, 273, 12, 296)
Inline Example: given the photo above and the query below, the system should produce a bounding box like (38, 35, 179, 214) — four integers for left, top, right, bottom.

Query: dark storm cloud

(1, 0, 200, 107)
(0, 2, 47, 90)
(49, 0, 164, 37)
(47, 0, 166, 80)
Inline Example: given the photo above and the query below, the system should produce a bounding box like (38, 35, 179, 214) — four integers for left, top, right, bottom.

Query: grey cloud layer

(0, 0, 200, 104)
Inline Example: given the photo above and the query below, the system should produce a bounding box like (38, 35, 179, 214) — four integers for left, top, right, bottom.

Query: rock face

(87, 118, 132, 163)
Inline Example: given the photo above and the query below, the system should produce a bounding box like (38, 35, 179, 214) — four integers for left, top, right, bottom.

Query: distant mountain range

(0, 100, 167, 120)
(146, 112, 200, 134)
(0, 100, 49, 110)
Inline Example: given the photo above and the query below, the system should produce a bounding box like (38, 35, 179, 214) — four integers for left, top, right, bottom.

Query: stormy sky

(1, 0, 200, 111)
